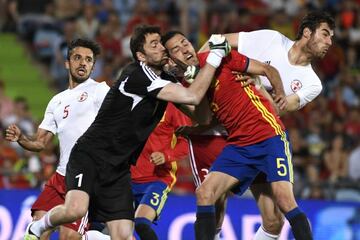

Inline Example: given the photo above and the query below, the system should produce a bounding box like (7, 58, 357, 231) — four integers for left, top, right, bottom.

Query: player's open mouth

(77, 68, 86, 75)
(186, 54, 193, 60)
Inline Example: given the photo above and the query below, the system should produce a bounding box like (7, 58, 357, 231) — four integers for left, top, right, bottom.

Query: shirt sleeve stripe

(140, 61, 159, 81)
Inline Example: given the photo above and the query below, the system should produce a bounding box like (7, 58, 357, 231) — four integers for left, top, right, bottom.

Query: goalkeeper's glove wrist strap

(206, 51, 223, 68)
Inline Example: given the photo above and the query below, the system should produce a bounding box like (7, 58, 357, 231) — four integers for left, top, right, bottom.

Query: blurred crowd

(0, 0, 359, 201)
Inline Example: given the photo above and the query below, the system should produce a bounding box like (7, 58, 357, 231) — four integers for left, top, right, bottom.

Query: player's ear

(65, 60, 70, 70)
(303, 27, 312, 39)
(90, 61, 95, 73)
(136, 51, 146, 62)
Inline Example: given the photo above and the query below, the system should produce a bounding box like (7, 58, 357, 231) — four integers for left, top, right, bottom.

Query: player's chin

(318, 49, 329, 58)
(160, 57, 169, 66)
(73, 75, 88, 83)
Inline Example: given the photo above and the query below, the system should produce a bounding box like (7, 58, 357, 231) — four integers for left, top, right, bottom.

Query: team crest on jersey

(291, 80, 302, 92)
(78, 92, 88, 102)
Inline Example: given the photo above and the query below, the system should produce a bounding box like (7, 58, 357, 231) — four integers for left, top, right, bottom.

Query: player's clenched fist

(208, 34, 231, 57)
(5, 124, 22, 142)
(206, 34, 231, 68)
(150, 152, 166, 165)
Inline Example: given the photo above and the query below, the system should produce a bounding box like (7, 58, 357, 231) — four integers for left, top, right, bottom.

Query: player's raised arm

(246, 59, 287, 110)
(199, 33, 239, 53)
(157, 35, 231, 105)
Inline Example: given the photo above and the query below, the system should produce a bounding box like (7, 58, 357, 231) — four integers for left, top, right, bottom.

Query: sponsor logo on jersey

(78, 92, 88, 102)
(291, 80, 302, 92)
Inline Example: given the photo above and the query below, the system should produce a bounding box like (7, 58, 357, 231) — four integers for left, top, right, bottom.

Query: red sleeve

(162, 103, 191, 163)
(197, 52, 209, 68)
(197, 50, 249, 72)
(223, 50, 249, 72)
(163, 136, 189, 163)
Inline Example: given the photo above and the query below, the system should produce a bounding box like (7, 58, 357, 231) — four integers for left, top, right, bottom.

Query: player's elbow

(192, 97, 202, 105)
(184, 92, 202, 105)
(314, 84, 323, 96)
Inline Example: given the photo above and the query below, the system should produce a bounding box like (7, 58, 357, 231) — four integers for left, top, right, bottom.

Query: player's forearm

(199, 33, 239, 53)
(187, 64, 217, 105)
(224, 33, 239, 49)
(258, 86, 280, 115)
(17, 135, 46, 152)
(262, 65, 285, 97)
(158, 64, 216, 105)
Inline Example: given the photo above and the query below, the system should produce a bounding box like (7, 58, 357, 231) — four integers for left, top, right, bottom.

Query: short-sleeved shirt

(198, 50, 285, 146)
(76, 61, 175, 166)
(237, 29, 322, 109)
(39, 79, 109, 175)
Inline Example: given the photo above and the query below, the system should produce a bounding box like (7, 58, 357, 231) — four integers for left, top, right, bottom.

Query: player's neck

(149, 66, 163, 76)
(68, 79, 83, 89)
(288, 41, 312, 66)
(143, 61, 163, 76)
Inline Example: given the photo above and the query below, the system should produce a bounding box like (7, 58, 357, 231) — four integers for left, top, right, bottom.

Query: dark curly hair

(67, 38, 101, 61)
(296, 11, 335, 40)
(130, 25, 161, 61)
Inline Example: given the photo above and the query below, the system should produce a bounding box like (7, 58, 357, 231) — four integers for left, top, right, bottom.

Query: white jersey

(39, 79, 109, 175)
(237, 29, 322, 109)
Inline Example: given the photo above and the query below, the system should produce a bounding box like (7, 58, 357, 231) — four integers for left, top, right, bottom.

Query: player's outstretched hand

(273, 93, 287, 111)
(234, 73, 262, 88)
(208, 34, 231, 57)
(184, 65, 200, 84)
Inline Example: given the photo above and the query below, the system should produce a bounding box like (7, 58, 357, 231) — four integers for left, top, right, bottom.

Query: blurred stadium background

(0, 0, 359, 239)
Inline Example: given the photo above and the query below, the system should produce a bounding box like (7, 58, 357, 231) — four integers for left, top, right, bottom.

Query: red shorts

(31, 172, 89, 235)
(187, 135, 227, 186)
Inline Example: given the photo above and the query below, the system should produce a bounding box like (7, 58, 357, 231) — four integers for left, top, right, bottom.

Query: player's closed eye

(181, 39, 189, 46)
(171, 47, 180, 54)
(151, 41, 159, 48)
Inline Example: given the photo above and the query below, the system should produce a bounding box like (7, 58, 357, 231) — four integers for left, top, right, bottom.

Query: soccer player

(178, 119, 228, 239)
(163, 32, 313, 240)
(22, 25, 232, 240)
(6, 39, 111, 240)
(162, 30, 285, 239)
(220, 11, 335, 239)
(131, 102, 192, 240)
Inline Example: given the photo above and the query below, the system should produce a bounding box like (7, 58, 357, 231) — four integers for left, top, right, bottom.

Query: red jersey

(131, 103, 192, 187)
(198, 50, 285, 146)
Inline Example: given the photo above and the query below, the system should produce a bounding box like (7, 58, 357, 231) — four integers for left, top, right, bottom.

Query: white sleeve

(94, 82, 110, 108)
(296, 78, 322, 109)
(238, 30, 279, 57)
(38, 97, 57, 134)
